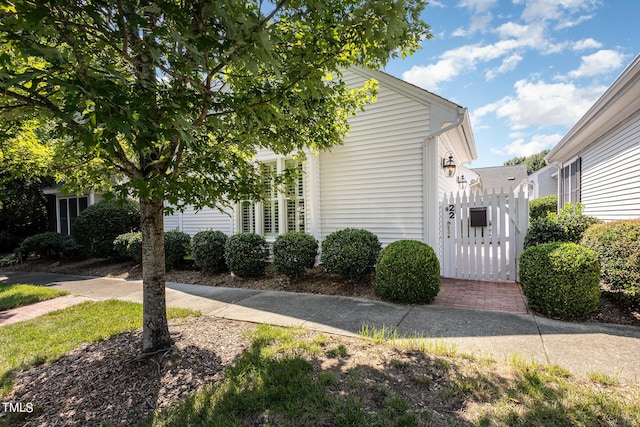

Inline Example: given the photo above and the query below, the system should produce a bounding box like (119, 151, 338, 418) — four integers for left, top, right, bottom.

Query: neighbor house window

(560, 158, 581, 206)
(238, 159, 305, 237)
(59, 196, 88, 235)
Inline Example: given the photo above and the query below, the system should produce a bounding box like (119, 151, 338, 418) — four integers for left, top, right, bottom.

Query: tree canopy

(504, 150, 550, 174)
(0, 0, 430, 352)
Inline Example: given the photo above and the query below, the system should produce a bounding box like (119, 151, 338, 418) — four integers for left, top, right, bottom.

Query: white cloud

(490, 133, 562, 157)
(452, 27, 468, 37)
(479, 79, 606, 130)
(486, 54, 523, 80)
(403, 36, 537, 89)
(555, 13, 595, 29)
(572, 38, 602, 51)
(519, 0, 600, 23)
(459, 0, 497, 13)
(567, 49, 627, 78)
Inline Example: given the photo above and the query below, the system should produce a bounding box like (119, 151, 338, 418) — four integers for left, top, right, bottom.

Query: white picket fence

(440, 188, 529, 281)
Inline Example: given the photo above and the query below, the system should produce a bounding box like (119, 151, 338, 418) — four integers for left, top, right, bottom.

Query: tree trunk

(140, 196, 172, 353)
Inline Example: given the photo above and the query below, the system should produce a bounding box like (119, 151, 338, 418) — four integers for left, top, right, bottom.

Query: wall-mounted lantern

(442, 152, 456, 178)
(457, 174, 467, 190)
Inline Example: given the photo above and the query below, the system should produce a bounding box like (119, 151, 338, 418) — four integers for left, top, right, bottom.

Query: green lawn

(0, 300, 196, 396)
(0, 283, 69, 311)
(142, 325, 640, 427)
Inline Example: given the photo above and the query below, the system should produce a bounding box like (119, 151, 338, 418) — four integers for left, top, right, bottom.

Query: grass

(0, 283, 69, 311)
(141, 324, 640, 426)
(0, 300, 196, 396)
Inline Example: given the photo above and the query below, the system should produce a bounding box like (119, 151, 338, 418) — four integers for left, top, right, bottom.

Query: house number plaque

(447, 204, 455, 219)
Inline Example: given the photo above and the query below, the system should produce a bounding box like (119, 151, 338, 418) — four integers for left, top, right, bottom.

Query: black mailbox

(469, 207, 488, 227)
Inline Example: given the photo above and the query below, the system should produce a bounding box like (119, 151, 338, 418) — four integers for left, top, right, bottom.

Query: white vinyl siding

(580, 114, 640, 220)
(164, 206, 234, 236)
(319, 70, 427, 246)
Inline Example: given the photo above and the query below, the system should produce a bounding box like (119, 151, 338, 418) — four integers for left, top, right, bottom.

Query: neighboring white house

(165, 67, 477, 254)
(470, 165, 528, 196)
(43, 186, 102, 235)
(515, 165, 557, 200)
(545, 54, 640, 221)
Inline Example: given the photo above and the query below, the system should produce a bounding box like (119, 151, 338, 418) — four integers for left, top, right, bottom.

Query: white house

(470, 165, 528, 196)
(545, 54, 640, 220)
(515, 165, 557, 200)
(165, 67, 477, 253)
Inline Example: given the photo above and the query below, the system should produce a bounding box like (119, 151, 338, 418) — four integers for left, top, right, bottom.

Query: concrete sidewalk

(1, 271, 639, 383)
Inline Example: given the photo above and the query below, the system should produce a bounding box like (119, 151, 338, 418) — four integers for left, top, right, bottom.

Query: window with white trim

(237, 159, 305, 236)
(59, 196, 88, 235)
(285, 159, 305, 232)
(239, 201, 255, 233)
(560, 158, 581, 206)
(262, 162, 279, 236)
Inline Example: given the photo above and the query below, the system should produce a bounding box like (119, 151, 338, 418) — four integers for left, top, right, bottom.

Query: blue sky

(382, 0, 639, 168)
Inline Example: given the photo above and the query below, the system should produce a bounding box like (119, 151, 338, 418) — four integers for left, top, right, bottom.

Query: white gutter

(422, 106, 468, 256)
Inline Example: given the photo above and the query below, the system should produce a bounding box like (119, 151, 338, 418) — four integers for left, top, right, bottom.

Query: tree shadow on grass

(145, 327, 640, 427)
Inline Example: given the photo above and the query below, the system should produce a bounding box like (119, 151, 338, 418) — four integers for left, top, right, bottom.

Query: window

(262, 163, 279, 236)
(240, 201, 255, 233)
(560, 158, 581, 206)
(59, 197, 88, 235)
(285, 159, 305, 232)
(238, 159, 305, 237)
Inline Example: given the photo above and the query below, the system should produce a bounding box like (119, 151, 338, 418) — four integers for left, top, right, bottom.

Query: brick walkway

(433, 278, 529, 314)
(0, 295, 94, 326)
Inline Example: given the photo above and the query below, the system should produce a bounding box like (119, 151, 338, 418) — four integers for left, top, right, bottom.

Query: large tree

(504, 150, 550, 174)
(0, 0, 429, 353)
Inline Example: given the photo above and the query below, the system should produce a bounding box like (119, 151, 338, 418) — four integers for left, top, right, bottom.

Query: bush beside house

(72, 199, 141, 258)
(519, 242, 601, 319)
(524, 203, 601, 248)
(18, 232, 82, 260)
(582, 219, 640, 303)
(164, 230, 191, 270)
(225, 232, 269, 278)
(375, 240, 440, 303)
(529, 194, 558, 221)
(272, 231, 318, 279)
(113, 231, 142, 263)
(321, 228, 381, 282)
(192, 230, 228, 273)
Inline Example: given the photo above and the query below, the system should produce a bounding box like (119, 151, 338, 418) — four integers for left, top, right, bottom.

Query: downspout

(422, 107, 467, 255)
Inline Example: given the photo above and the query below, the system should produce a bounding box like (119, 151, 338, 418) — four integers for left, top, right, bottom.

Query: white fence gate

(440, 188, 529, 281)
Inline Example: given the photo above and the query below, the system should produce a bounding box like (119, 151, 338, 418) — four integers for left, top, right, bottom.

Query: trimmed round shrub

(524, 203, 601, 249)
(164, 230, 191, 270)
(192, 230, 228, 273)
(519, 242, 601, 319)
(113, 231, 142, 263)
(321, 228, 381, 282)
(19, 232, 82, 260)
(72, 199, 140, 258)
(582, 219, 640, 300)
(225, 232, 269, 278)
(529, 195, 557, 221)
(524, 216, 566, 249)
(273, 232, 318, 279)
(375, 240, 440, 303)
